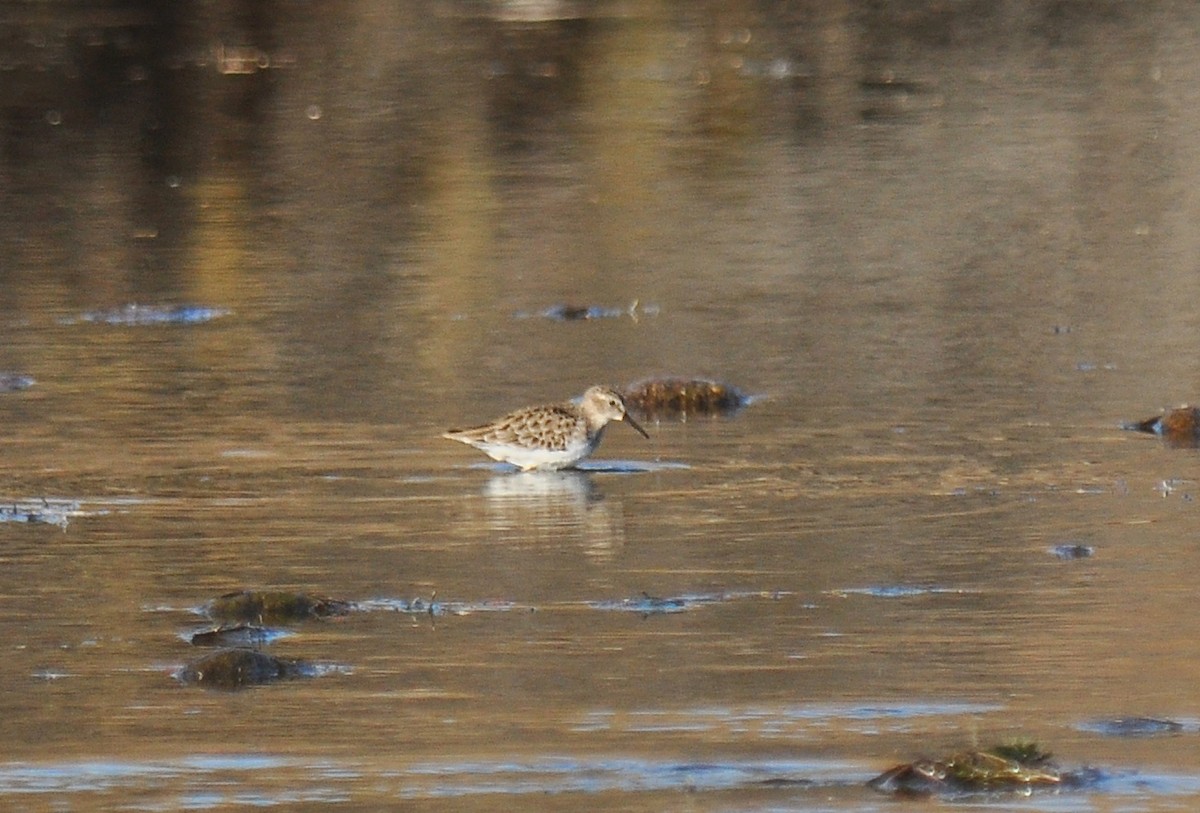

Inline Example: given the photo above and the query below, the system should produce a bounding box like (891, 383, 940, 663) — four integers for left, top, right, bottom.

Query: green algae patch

(868, 742, 1079, 797)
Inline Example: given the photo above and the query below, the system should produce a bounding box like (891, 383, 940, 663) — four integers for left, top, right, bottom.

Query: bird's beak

(623, 413, 650, 439)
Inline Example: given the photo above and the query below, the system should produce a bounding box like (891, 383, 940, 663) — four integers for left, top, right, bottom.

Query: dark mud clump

(620, 378, 750, 421)
(1122, 406, 1200, 448)
(868, 742, 1096, 797)
(205, 590, 355, 625)
(175, 647, 311, 690)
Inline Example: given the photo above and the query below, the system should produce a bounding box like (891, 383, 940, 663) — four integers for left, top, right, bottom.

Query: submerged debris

(74, 304, 230, 326)
(868, 742, 1091, 797)
(620, 377, 751, 421)
(0, 373, 34, 392)
(175, 647, 313, 690)
(0, 499, 81, 528)
(1122, 406, 1200, 448)
(204, 591, 355, 625)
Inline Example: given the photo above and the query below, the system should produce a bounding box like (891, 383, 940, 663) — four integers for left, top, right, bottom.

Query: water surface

(3, 2, 1200, 810)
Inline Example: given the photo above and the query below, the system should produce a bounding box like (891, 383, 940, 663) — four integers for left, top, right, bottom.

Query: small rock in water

(175, 647, 311, 690)
(620, 377, 751, 421)
(204, 590, 355, 625)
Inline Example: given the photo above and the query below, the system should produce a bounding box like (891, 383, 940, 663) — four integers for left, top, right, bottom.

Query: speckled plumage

(443, 385, 649, 471)
(1125, 405, 1200, 447)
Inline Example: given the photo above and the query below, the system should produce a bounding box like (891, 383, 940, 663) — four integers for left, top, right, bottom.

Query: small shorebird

(1124, 405, 1200, 448)
(442, 385, 649, 471)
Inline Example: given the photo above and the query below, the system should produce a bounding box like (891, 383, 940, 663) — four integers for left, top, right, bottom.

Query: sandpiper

(1124, 405, 1200, 448)
(442, 385, 649, 471)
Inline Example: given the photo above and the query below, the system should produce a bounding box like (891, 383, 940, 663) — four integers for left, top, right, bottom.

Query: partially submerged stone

(620, 378, 751, 421)
(205, 591, 354, 625)
(175, 647, 311, 690)
(1122, 406, 1200, 448)
(868, 743, 1070, 797)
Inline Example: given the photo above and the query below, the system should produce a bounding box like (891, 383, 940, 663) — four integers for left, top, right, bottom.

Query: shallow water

(3, 1, 1200, 810)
